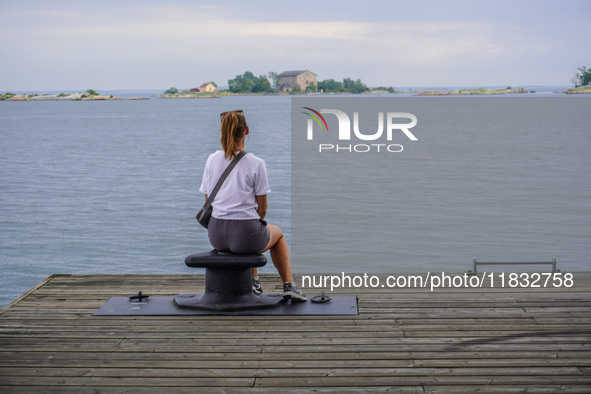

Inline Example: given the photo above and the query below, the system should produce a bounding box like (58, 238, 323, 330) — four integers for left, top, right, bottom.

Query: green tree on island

(317, 78, 369, 94)
(343, 78, 368, 94)
(165, 87, 178, 95)
(80, 89, 99, 98)
(572, 66, 591, 87)
(268, 72, 280, 91)
(228, 72, 273, 93)
(318, 79, 344, 93)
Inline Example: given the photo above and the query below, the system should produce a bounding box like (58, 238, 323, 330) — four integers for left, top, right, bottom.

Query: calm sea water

(1, 94, 590, 307)
(291, 96, 591, 274)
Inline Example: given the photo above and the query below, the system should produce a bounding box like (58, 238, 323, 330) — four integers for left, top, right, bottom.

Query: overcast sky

(1, 0, 589, 91)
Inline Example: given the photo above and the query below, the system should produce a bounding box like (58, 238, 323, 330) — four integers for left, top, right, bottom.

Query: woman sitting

(199, 109, 306, 301)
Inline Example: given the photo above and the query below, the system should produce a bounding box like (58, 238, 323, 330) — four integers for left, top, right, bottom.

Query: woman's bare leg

(260, 224, 292, 283)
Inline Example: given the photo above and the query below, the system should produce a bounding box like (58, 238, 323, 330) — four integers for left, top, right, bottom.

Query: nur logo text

(303, 107, 418, 153)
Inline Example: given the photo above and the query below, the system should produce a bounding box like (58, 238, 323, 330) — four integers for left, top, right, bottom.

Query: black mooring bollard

(173, 249, 285, 311)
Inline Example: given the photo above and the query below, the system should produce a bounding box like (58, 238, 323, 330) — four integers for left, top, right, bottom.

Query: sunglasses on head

(220, 109, 244, 120)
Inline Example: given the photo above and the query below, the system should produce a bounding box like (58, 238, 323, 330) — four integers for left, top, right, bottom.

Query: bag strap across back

(203, 150, 247, 210)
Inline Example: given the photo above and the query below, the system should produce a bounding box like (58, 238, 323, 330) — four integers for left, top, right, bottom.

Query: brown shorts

(207, 217, 271, 254)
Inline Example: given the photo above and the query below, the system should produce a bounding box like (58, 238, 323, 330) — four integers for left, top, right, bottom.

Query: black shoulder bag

(196, 151, 247, 228)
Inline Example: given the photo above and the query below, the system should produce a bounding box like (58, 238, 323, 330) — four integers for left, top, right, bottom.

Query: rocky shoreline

(417, 87, 529, 96)
(565, 85, 591, 94)
(0, 92, 151, 101)
(157, 92, 220, 99)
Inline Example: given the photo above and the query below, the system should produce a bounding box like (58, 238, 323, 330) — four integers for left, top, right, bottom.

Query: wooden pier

(1, 272, 590, 393)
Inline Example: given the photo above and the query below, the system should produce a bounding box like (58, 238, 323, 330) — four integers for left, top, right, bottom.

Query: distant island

(0, 90, 148, 101)
(565, 85, 591, 94)
(3, 85, 590, 101)
(417, 87, 529, 96)
(157, 91, 221, 99)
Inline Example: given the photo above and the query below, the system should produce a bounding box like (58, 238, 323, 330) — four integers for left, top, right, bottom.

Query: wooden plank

(0, 366, 585, 379)
(2, 350, 589, 362)
(254, 375, 591, 387)
(424, 386, 590, 394)
(1, 335, 588, 348)
(0, 376, 255, 387)
(2, 357, 590, 369)
(0, 387, 424, 394)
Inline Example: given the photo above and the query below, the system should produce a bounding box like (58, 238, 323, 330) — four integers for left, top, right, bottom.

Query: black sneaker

(283, 282, 307, 302)
(252, 276, 263, 294)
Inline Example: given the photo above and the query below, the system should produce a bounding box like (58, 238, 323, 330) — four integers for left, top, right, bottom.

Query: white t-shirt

(199, 150, 271, 220)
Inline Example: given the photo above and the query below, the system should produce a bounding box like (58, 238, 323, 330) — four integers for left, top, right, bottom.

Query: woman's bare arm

(256, 195, 267, 220)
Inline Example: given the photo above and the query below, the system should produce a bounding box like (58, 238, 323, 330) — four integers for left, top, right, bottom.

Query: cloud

(1, 1, 588, 89)
(35, 16, 521, 64)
